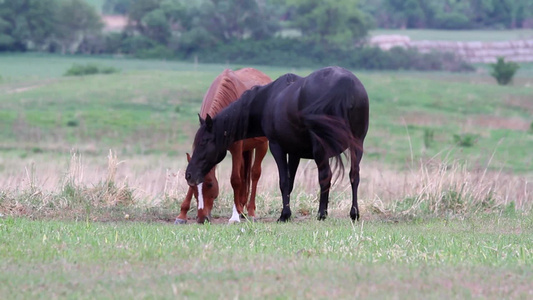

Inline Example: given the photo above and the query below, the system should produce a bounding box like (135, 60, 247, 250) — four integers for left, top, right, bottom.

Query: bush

(453, 133, 479, 147)
(64, 63, 120, 76)
(490, 57, 519, 85)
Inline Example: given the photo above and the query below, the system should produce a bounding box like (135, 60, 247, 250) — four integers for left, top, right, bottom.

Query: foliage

(194, 38, 474, 71)
(453, 133, 479, 147)
(283, 0, 371, 49)
(64, 63, 120, 76)
(490, 57, 520, 85)
(103, 0, 131, 14)
(54, 0, 103, 54)
(0, 0, 102, 52)
(360, 0, 533, 29)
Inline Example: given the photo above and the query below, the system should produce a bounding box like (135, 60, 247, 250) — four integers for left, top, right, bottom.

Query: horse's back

(200, 69, 271, 118)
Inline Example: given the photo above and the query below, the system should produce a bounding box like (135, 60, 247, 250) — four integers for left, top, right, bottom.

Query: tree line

(1, 0, 530, 70)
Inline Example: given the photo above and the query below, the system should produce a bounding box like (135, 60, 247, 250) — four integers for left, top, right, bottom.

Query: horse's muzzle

(185, 171, 202, 186)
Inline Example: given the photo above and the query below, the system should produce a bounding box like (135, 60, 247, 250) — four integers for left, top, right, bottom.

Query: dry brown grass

(1, 150, 531, 220)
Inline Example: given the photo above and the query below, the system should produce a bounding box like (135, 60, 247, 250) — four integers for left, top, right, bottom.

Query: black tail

(301, 76, 362, 178)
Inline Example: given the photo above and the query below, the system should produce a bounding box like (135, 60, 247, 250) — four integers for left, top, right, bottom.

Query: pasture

(1, 54, 532, 298)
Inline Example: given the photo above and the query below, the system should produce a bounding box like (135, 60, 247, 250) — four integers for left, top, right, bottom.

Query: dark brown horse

(175, 68, 271, 224)
(186, 66, 369, 222)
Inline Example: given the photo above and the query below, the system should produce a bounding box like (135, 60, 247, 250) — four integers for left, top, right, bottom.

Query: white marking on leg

(228, 204, 240, 224)
(197, 183, 204, 210)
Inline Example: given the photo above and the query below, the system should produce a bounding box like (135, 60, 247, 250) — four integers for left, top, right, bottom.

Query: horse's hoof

(350, 207, 360, 221)
(277, 214, 291, 222)
(174, 218, 187, 225)
(197, 217, 210, 224)
(317, 214, 327, 221)
(228, 216, 241, 224)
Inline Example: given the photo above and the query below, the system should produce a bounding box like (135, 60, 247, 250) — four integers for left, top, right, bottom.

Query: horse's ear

(198, 114, 204, 125)
(186, 152, 191, 162)
(205, 114, 213, 131)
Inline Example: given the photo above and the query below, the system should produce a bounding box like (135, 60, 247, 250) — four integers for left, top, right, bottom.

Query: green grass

(1, 215, 532, 298)
(370, 29, 533, 41)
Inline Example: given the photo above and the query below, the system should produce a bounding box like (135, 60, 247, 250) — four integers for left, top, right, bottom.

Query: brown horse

(175, 68, 271, 224)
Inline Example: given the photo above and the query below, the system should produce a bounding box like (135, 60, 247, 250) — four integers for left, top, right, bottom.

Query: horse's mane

(199, 70, 247, 119)
(199, 68, 271, 119)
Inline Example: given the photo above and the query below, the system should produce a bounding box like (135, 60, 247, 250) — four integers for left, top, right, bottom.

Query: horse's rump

(298, 70, 368, 176)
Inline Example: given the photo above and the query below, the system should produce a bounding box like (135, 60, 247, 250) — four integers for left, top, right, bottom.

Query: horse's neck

(218, 91, 265, 142)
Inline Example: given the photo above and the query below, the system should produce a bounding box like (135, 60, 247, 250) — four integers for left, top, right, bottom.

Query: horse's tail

(242, 150, 253, 205)
(303, 114, 354, 177)
(301, 76, 364, 178)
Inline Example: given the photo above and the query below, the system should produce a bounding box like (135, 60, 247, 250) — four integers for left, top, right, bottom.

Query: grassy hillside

(1, 54, 531, 172)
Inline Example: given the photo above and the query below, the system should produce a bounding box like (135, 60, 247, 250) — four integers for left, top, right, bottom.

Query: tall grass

(1, 150, 530, 222)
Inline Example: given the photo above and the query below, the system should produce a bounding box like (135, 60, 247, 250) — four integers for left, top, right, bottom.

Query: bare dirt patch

(469, 115, 531, 131)
(505, 94, 533, 114)
(400, 112, 453, 127)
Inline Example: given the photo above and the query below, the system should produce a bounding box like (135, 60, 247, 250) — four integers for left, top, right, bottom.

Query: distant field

(370, 29, 533, 41)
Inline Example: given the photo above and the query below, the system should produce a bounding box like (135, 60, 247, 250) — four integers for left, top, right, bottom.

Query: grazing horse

(186, 66, 369, 222)
(176, 68, 271, 224)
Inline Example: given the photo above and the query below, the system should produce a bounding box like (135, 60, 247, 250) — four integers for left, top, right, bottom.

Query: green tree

(198, 0, 280, 42)
(284, 0, 370, 49)
(55, 0, 103, 54)
(0, 0, 57, 50)
(127, 0, 187, 45)
(103, 0, 131, 15)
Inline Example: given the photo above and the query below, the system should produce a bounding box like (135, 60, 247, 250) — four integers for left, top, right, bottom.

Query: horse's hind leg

(349, 144, 363, 221)
(314, 158, 332, 221)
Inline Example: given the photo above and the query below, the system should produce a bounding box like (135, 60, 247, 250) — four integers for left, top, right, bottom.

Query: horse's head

(186, 114, 228, 186)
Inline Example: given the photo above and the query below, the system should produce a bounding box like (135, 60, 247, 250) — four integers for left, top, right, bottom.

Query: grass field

(1, 53, 533, 298)
(1, 215, 532, 298)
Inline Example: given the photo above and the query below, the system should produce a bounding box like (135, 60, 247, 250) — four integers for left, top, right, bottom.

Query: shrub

(453, 133, 478, 147)
(64, 63, 120, 76)
(490, 57, 519, 85)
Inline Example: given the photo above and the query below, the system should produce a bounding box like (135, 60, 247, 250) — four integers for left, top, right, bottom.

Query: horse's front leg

(229, 143, 244, 224)
(175, 186, 194, 224)
(270, 143, 300, 222)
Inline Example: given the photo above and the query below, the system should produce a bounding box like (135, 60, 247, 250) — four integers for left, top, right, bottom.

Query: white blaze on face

(197, 182, 204, 210)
